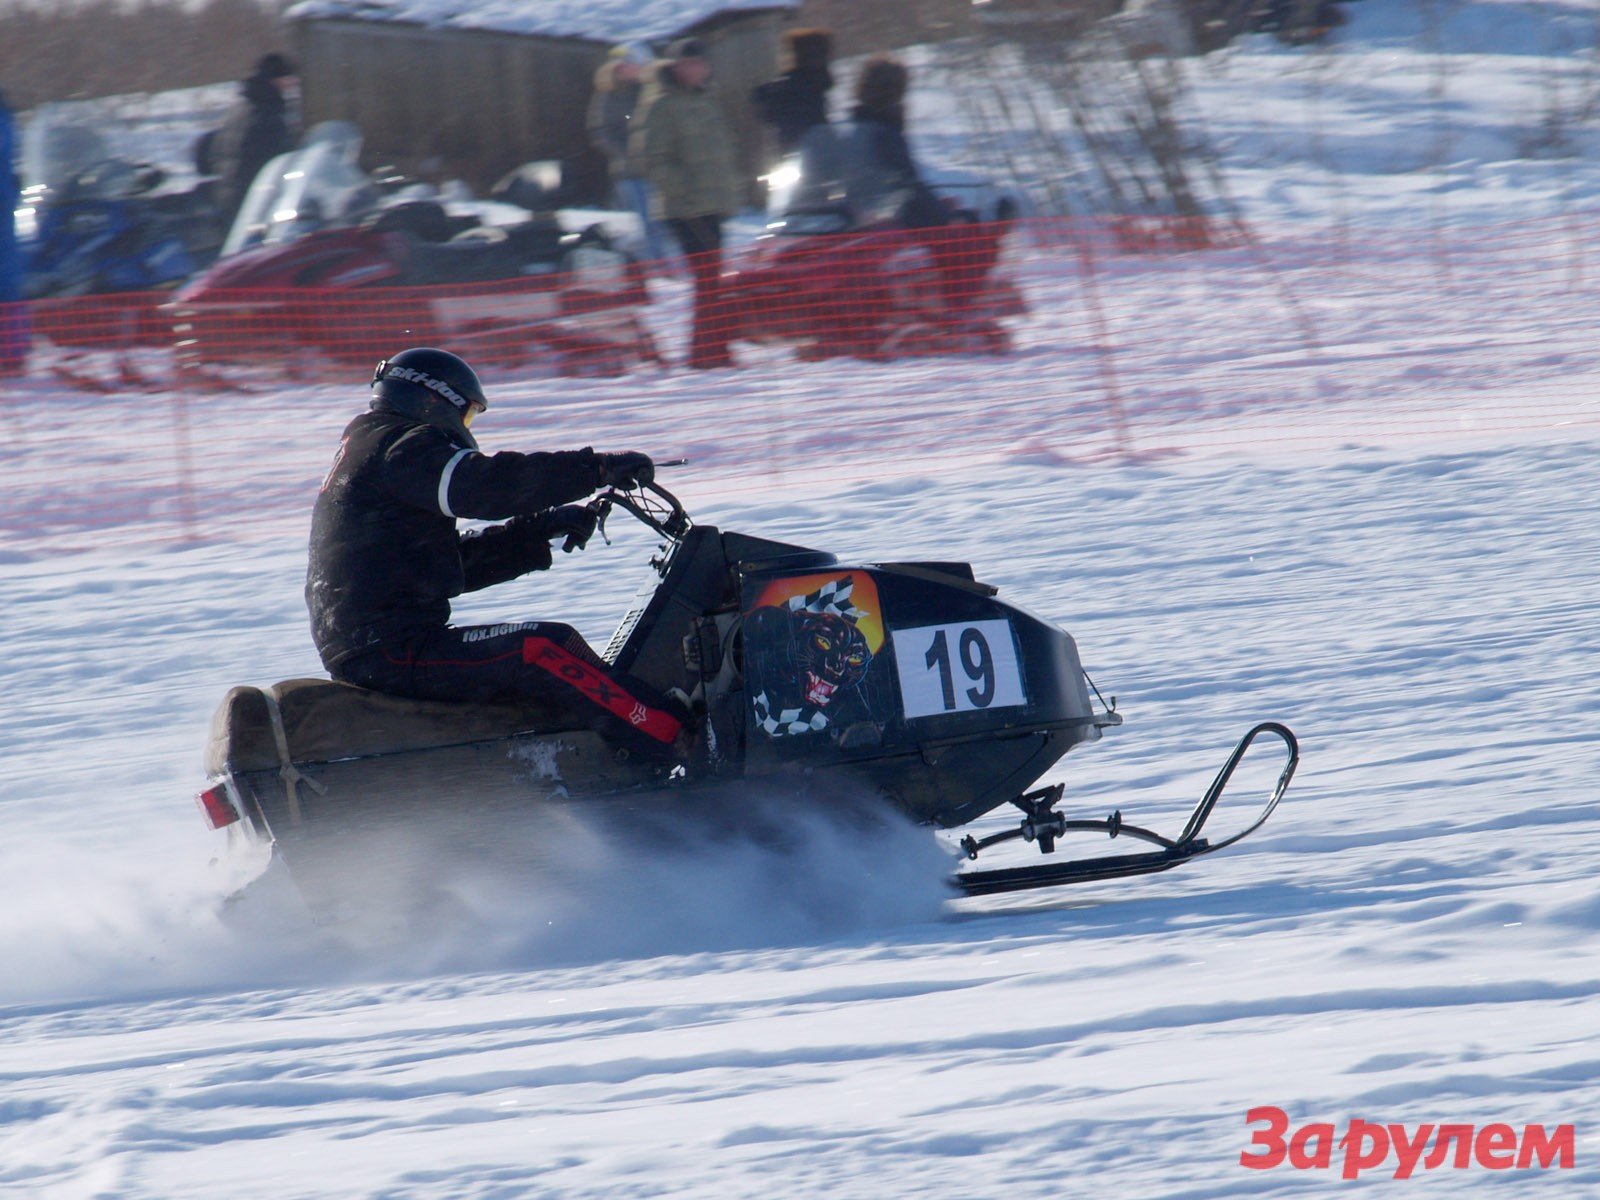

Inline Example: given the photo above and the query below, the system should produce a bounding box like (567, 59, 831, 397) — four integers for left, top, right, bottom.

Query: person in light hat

(587, 42, 669, 263)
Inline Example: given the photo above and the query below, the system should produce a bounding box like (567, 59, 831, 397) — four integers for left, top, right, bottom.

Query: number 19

(925, 627, 996, 710)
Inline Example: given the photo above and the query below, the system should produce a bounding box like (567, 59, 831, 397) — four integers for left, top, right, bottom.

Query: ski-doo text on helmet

(380, 364, 472, 411)
(371, 348, 488, 415)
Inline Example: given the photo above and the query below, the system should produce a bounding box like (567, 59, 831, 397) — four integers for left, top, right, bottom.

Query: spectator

(751, 27, 834, 158)
(799, 55, 946, 230)
(631, 38, 741, 370)
(587, 43, 670, 265)
(212, 52, 300, 227)
(0, 83, 27, 376)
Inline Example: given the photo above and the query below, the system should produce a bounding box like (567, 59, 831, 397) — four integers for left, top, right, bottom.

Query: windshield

(221, 120, 378, 257)
(19, 103, 114, 195)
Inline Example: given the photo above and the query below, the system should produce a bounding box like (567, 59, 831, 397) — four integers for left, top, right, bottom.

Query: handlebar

(561, 476, 691, 552)
(602, 480, 691, 540)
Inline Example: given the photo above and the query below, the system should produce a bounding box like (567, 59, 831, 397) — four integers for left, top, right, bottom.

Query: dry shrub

(0, 0, 289, 110)
(796, 0, 977, 56)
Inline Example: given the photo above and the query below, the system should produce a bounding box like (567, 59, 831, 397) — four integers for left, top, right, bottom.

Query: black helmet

(371, 347, 486, 415)
(255, 52, 297, 80)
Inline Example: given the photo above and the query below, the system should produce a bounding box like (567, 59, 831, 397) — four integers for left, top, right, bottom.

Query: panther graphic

(792, 609, 872, 707)
(744, 575, 880, 738)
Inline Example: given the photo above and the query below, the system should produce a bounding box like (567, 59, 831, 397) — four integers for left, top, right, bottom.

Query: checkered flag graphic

(786, 575, 861, 621)
(752, 691, 830, 737)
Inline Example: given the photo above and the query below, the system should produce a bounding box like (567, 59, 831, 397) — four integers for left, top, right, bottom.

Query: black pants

(668, 215, 735, 370)
(336, 622, 684, 750)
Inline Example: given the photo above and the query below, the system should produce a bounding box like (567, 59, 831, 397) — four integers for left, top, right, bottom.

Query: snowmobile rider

(305, 347, 688, 754)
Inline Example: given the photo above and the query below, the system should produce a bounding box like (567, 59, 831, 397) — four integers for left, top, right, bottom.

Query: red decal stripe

(522, 637, 682, 744)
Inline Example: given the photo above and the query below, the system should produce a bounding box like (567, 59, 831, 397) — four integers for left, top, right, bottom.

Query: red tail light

(196, 782, 240, 830)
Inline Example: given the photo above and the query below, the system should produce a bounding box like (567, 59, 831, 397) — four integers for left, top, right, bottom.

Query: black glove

(597, 451, 655, 490)
(540, 504, 599, 553)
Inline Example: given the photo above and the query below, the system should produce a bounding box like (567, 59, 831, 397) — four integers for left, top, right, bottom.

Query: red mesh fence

(2, 212, 1597, 552)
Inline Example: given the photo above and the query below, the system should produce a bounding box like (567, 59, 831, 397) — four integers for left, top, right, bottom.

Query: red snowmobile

(164, 124, 658, 378)
(196, 481, 1298, 919)
(720, 160, 1027, 361)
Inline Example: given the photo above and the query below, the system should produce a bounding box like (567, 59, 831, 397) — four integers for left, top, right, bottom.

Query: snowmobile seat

(776, 203, 853, 236)
(206, 678, 568, 776)
(360, 199, 460, 243)
(401, 235, 531, 285)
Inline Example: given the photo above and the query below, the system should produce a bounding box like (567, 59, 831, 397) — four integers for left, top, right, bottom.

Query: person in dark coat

(0, 83, 27, 375)
(750, 27, 834, 157)
(306, 347, 687, 754)
(212, 52, 300, 225)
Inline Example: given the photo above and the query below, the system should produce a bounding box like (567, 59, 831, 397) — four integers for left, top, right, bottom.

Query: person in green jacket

(631, 38, 740, 369)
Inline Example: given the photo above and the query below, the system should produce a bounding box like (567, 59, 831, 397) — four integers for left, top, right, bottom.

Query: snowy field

(4, 2, 1600, 1196)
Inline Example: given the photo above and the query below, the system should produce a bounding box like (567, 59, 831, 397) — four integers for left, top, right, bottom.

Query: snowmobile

(22, 159, 222, 302)
(18, 111, 225, 351)
(197, 482, 1298, 911)
(719, 155, 1027, 361)
(165, 123, 657, 378)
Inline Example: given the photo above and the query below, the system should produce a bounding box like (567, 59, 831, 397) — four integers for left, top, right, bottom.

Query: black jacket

(214, 73, 296, 219)
(306, 398, 602, 668)
(752, 68, 832, 154)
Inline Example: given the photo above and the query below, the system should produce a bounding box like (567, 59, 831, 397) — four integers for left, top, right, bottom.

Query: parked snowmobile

(198, 482, 1298, 913)
(719, 155, 1027, 361)
(17, 110, 225, 349)
(22, 159, 222, 301)
(166, 123, 657, 378)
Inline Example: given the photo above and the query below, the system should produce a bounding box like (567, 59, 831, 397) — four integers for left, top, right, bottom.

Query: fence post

(1070, 219, 1132, 458)
(171, 390, 199, 541)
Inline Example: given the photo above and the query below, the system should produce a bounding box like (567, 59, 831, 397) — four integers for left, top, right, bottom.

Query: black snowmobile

(197, 483, 1298, 910)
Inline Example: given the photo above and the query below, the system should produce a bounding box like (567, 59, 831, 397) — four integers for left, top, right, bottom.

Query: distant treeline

(0, 0, 290, 110)
(798, 0, 978, 57)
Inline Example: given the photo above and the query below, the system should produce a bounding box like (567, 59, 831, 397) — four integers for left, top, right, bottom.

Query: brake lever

(562, 495, 613, 553)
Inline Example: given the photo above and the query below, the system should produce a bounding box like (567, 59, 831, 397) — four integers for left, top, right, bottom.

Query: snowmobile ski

(952, 722, 1299, 896)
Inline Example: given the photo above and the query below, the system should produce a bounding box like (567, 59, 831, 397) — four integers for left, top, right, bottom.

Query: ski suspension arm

(954, 721, 1301, 897)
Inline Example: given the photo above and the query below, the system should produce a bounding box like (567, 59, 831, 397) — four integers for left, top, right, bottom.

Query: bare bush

(796, 0, 977, 56)
(928, 0, 1231, 232)
(0, 0, 290, 110)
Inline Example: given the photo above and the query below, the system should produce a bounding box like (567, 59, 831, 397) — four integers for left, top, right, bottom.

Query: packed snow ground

(4, 2, 1600, 1197)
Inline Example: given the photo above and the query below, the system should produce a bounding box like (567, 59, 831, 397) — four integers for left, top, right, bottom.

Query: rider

(795, 55, 945, 229)
(305, 347, 688, 755)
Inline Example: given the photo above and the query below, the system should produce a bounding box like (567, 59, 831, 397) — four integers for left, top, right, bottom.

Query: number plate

(893, 619, 1026, 719)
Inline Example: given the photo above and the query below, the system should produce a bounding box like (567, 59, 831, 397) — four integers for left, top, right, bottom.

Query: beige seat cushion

(206, 678, 567, 774)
